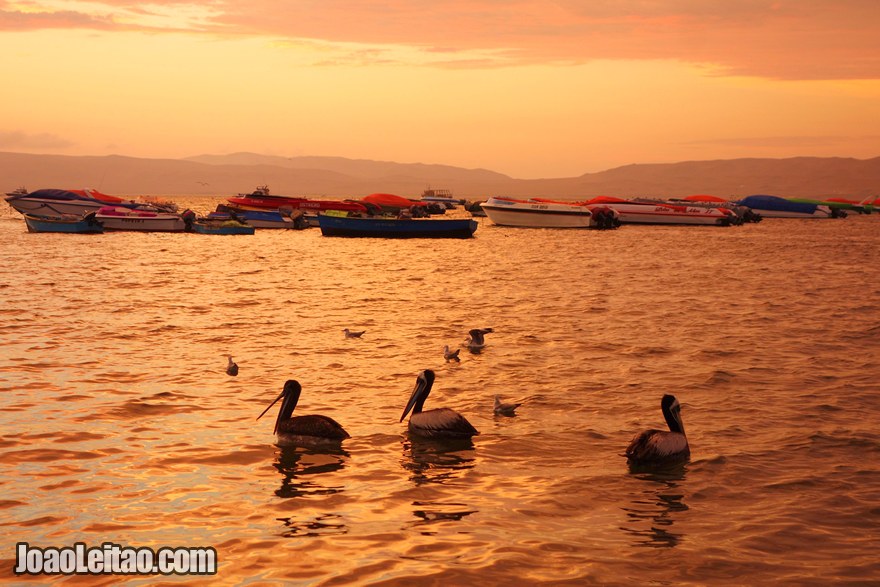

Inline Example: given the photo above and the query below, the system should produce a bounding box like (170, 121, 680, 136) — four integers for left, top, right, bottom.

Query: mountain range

(1, 151, 877, 200)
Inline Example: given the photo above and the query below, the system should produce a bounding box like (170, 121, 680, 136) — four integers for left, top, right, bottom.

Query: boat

(420, 188, 463, 208)
(735, 195, 834, 218)
(5, 188, 177, 218)
(190, 219, 255, 235)
(582, 196, 735, 226)
(227, 185, 368, 214)
(362, 193, 430, 214)
(480, 197, 620, 229)
(23, 212, 104, 234)
(95, 206, 186, 232)
(207, 205, 309, 229)
(317, 214, 478, 238)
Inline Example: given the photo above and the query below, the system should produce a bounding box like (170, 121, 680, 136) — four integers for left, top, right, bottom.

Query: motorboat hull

(96, 207, 186, 232)
(23, 213, 103, 234)
(318, 215, 477, 238)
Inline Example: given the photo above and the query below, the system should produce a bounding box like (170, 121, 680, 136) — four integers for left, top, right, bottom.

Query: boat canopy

(584, 196, 629, 205)
(26, 188, 125, 203)
(363, 193, 426, 207)
(736, 195, 817, 214)
(684, 194, 728, 202)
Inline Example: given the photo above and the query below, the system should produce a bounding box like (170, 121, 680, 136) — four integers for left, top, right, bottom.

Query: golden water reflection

(620, 466, 689, 548)
(273, 445, 349, 499)
(400, 437, 476, 486)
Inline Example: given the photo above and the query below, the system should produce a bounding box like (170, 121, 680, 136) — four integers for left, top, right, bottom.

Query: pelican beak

(400, 375, 427, 422)
(256, 389, 286, 421)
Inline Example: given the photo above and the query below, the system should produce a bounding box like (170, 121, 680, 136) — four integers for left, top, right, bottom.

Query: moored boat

(5, 188, 178, 218)
(227, 185, 367, 214)
(735, 195, 834, 218)
(95, 206, 186, 232)
(190, 219, 255, 235)
(208, 205, 309, 229)
(480, 197, 619, 229)
(23, 212, 104, 234)
(317, 214, 477, 238)
(583, 196, 735, 226)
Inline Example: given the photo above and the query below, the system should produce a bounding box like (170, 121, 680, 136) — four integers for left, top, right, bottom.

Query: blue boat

(208, 206, 309, 229)
(317, 214, 478, 238)
(735, 195, 832, 218)
(23, 213, 104, 234)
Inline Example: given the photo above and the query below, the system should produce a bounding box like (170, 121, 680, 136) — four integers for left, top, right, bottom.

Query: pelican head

(400, 369, 435, 422)
(257, 380, 302, 435)
(661, 394, 685, 434)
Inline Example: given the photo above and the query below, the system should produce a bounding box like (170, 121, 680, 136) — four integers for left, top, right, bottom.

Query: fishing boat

(227, 185, 368, 214)
(420, 188, 463, 208)
(95, 206, 186, 232)
(317, 214, 478, 238)
(5, 188, 178, 218)
(207, 205, 309, 229)
(480, 197, 620, 229)
(190, 219, 255, 235)
(582, 196, 735, 226)
(23, 212, 104, 234)
(735, 195, 834, 218)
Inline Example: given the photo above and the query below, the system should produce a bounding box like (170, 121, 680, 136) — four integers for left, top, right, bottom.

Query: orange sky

(1, 0, 879, 178)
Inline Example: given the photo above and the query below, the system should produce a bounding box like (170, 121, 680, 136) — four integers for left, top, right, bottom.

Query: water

(1, 198, 879, 585)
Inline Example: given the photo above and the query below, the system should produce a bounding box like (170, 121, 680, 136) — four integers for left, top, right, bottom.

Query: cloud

(0, 130, 75, 149)
(3, 1, 879, 79)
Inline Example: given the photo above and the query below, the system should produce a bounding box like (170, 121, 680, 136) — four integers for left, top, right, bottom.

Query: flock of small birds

(231, 325, 689, 467)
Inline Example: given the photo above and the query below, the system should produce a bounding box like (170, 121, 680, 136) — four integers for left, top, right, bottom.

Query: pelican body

(625, 394, 690, 466)
(257, 380, 350, 446)
(226, 355, 238, 376)
(400, 369, 479, 439)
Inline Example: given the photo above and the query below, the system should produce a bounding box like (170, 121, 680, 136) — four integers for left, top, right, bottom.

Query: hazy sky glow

(1, 0, 879, 177)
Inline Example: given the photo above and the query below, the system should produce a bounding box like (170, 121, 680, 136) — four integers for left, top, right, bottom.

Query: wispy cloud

(0, 130, 75, 149)
(2, 1, 879, 79)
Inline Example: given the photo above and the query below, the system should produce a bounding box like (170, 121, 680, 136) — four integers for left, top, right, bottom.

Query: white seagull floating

(443, 345, 461, 362)
(625, 394, 690, 467)
(493, 395, 522, 417)
(343, 328, 365, 338)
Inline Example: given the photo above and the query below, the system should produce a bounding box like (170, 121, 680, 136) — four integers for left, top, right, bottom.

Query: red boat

(227, 186, 368, 214)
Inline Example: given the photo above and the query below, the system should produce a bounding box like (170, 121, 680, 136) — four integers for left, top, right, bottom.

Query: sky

(1, 1, 879, 178)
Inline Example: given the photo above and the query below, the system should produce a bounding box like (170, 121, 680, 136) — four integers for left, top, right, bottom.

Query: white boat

(583, 197, 735, 226)
(5, 188, 177, 218)
(95, 206, 186, 232)
(480, 197, 619, 229)
(420, 188, 463, 208)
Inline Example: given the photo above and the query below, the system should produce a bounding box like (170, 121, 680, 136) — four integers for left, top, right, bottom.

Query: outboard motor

(181, 209, 197, 231)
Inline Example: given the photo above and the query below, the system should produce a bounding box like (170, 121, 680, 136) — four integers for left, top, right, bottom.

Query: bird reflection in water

(620, 467, 689, 548)
(400, 437, 477, 486)
(276, 513, 347, 538)
(409, 501, 478, 536)
(273, 444, 349, 499)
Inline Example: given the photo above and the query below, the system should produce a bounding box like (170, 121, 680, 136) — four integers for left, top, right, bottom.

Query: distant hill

(1, 151, 877, 199)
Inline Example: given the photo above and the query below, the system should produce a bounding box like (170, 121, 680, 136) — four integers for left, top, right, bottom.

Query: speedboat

(735, 195, 834, 218)
(480, 197, 620, 229)
(227, 185, 368, 214)
(5, 188, 177, 218)
(95, 206, 186, 232)
(582, 196, 735, 226)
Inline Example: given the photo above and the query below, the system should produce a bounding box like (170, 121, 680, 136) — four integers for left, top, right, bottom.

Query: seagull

(343, 328, 365, 338)
(225, 355, 238, 376)
(257, 380, 350, 446)
(493, 395, 522, 417)
(444, 345, 461, 362)
(625, 394, 690, 467)
(466, 328, 493, 352)
(400, 369, 479, 439)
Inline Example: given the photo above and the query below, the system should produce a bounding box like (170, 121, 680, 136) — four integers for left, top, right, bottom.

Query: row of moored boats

(5, 186, 876, 238)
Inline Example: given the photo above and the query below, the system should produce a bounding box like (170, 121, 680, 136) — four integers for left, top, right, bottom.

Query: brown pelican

(466, 328, 493, 352)
(443, 345, 461, 362)
(493, 395, 522, 417)
(225, 355, 239, 376)
(400, 369, 479, 439)
(343, 328, 365, 338)
(625, 395, 690, 466)
(257, 380, 350, 446)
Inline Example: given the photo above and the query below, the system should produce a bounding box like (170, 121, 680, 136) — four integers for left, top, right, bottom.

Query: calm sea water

(1, 198, 879, 585)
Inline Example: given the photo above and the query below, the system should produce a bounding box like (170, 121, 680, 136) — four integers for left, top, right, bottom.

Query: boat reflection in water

(272, 445, 349, 499)
(620, 467, 689, 548)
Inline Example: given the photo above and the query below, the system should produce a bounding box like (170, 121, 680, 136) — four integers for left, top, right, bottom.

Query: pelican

(466, 328, 493, 352)
(625, 394, 690, 466)
(400, 369, 479, 439)
(257, 380, 350, 446)
(443, 345, 461, 362)
(343, 328, 365, 338)
(225, 355, 238, 376)
(493, 395, 522, 417)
